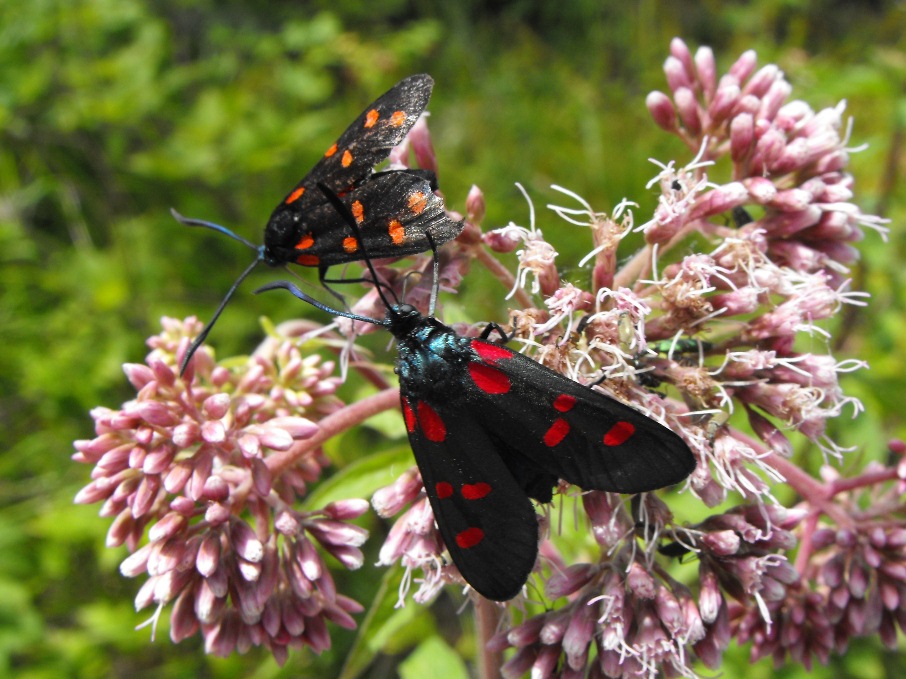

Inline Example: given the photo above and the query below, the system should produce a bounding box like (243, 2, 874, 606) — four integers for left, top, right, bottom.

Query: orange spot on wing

(351, 200, 365, 223)
(389, 110, 407, 127)
(324, 143, 338, 158)
(341, 149, 353, 167)
(342, 236, 358, 253)
(295, 234, 314, 250)
(408, 191, 428, 214)
(285, 187, 305, 204)
(388, 219, 405, 244)
(364, 109, 379, 128)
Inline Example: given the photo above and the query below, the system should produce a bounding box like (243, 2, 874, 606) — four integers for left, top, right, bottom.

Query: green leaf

(399, 637, 470, 679)
(338, 566, 440, 679)
(303, 445, 415, 511)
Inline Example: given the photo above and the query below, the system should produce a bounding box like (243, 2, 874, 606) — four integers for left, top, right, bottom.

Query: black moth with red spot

(259, 191, 697, 602)
(172, 74, 463, 373)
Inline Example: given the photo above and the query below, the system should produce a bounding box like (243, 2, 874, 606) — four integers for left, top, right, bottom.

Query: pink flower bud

(689, 182, 749, 220)
(702, 530, 741, 556)
(506, 615, 545, 647)
(170, 589, 200, 642)
(646, 90, 677, 131)
(699, 567, 722, 624)
(148, 511, 187, 543)
(709, 84, 740, 125)
(466, 184, 486, 224)
(203, 506, 231, 532)
(674, 87, 702, 136)
(120, 544, 151, 577)
(695, 45, 717, 100)
(134, 401, 179, 427)
(562, 599, 597, 668)
(231, 520, 263, 563)
(163, 460, 192, 494)
(407, 116, 438, 174)
(758, 79, 792, 121)
(124, 363, 156, 390)
(664, 55, 693, 93)
(728, 49, 758, 82)
(539, 607, 571, 645)
(545, 563, 597, 599)
(323, 498, 370, 521)
(172, 422, 200, 448)
(743, 64, 781, 98)
(711, 287, 760, 316)
(267, 416, 319, 439)
(201, 420, 226, 444)
(760, 205, 822, 237)
(670, 37, 695, 78)
(730, 113, 754, 162)
(202, 393, 231, 420)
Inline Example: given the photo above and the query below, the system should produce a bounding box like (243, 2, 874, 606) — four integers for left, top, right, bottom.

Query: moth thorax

(262, 208, 300, 265)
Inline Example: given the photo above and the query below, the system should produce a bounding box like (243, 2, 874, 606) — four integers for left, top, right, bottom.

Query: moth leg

(479, 316, 517, 343)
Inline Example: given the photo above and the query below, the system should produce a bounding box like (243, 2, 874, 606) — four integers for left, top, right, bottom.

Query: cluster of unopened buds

(75, 38, 898, 676)
(74, 318, 368, 662)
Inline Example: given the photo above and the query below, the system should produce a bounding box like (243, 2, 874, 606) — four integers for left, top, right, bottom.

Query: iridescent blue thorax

(386, 305, 473, 402)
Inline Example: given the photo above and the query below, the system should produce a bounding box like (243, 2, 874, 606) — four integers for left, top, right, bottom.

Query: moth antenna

(254, 280, 383, 327)
(170, 208, 261, 252)
(425, 231, 439, 317)
(315, 182, 397, 314)
(180, 257, 261, 375)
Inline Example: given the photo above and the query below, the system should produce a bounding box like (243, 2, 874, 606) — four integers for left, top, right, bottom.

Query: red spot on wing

(342, 236, 358, 253)
(543, 418, 570, 447)
(456, 527, 484, 549)
(341, 149, 353, 167)
(435, 482, 453, 499)
(603, 421, 636, 446)
(325, 143, 338, 158)
(468, 363, 510, 394)
(285, 187, 305, 204)
(471, 340, 512, 363)
(461, 482, 491, 500)
(553, 394, 576, 412)
(417, 402, 446, 442)
(296, 254, 319, 266)
(402, 398, 416, 433)
(364, 109, 379, 128)
(389, 110, 407, 127)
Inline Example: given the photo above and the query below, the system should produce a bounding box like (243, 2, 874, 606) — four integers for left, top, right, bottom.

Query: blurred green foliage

(2, 0, 905, 677)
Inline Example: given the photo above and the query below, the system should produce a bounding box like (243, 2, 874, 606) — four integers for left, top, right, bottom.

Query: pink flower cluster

(75, 39, 897, 677)
(74, 317, 366, 664)
(371, 39, 893, 677)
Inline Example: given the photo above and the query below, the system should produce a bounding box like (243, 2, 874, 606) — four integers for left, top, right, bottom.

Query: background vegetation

(2, 0, 905, 677)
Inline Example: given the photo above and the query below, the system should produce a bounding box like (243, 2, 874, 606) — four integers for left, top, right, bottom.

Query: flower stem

(266, 387, 400, 476)
(474, 596, 503, 679)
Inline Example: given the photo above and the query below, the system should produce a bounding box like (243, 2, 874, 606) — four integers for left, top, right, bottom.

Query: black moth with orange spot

(173, 74, 462, 373)
(259, 188, 697, 601)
